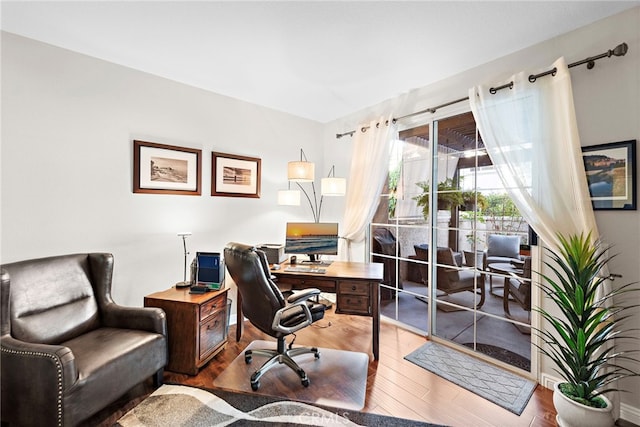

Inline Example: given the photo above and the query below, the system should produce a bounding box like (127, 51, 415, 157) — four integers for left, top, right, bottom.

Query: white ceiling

(2, 1, 638, 123)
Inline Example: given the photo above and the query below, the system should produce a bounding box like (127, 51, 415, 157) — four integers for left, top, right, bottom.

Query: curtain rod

(336, 42, 628, 139)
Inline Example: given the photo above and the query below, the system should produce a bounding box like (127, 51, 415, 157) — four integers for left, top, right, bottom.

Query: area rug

(117, 384, 445, 426)
(404, 341, 536, 415)
(214, 340, 368, 410)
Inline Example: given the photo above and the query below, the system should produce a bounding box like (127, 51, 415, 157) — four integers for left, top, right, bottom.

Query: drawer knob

(351, 285, 357, 291)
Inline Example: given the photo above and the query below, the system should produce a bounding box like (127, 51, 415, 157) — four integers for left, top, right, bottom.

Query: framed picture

(582, 140, 636, 210)
(211, 152, 261, 198)
(133, 140, 202, 195)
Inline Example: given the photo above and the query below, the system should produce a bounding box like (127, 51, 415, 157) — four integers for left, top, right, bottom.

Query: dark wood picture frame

(582, 140, 636, 210)
(211, 152, 261, 198)
(133, 140, 202, 196)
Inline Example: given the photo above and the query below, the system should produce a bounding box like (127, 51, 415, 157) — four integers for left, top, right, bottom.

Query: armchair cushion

(486, 234, 521, 259)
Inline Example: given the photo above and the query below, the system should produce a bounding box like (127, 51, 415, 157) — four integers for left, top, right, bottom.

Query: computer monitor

(285, 222, 339, 263)
(194, 252, 224, 289)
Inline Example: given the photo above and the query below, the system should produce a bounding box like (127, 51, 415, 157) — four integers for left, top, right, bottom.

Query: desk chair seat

(224, 243, 325, 390)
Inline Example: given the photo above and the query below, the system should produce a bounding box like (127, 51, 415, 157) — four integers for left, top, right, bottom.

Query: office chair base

(245, 346, 320, 390)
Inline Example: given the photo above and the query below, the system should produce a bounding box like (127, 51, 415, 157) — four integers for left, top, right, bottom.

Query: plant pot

(553, 383, 614, 427)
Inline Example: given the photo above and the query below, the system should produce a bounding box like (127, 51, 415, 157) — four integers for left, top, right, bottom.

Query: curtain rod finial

(612, 42, 628, 57)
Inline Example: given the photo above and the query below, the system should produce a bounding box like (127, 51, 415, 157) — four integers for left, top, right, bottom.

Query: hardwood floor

(87, 308, 557, 426)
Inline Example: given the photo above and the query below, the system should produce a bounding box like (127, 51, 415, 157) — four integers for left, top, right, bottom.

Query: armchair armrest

(1, 336, 77, 426)
(101, 303, 167, 336)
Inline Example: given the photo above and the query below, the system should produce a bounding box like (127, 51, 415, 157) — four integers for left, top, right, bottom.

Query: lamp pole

(176, 232, 192, 287)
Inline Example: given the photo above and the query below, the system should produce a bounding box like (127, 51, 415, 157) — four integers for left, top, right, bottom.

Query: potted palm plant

(536, 232, 639, 427)
(413, 178, 463, 219)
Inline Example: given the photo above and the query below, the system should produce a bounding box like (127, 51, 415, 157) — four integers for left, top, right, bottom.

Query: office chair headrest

(225, 242, 271, 275)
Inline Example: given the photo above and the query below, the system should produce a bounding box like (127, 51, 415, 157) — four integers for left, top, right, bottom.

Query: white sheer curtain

(469, 57, 597, 253)
(341, 116, 397, 260)
(469, 57, 617, 416)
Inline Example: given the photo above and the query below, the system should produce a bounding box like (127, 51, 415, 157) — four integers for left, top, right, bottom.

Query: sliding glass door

(372, 111, 533, 373)
(372, 124, 432, 333)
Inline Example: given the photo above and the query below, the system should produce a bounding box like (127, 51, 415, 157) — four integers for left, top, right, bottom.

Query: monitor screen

(285, 222, 339, 260)
(196, 252, 223, 286)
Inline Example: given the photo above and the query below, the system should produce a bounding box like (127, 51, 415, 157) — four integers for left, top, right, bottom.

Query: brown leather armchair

(1, 253, 168, 427)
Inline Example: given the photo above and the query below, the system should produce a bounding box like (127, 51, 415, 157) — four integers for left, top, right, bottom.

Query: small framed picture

(133, 140, 202, 195)
(582, 140, 636, 210)
(211, 152, 261, 198)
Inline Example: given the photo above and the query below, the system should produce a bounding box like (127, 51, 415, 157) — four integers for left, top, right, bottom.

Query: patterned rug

(404, 341, 536, 415)
(117, 384, 445, 426)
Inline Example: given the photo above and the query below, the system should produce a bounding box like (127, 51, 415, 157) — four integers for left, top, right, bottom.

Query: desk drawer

(199, 309, 226, 360)
(337, 294, 371, 315)
(276, 276, 337, 292)
(338, 280, 370, 296)
(200, 293, 226, 321)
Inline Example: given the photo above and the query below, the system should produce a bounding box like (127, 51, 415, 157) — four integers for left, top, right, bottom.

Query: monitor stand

(301, 254, 333, 266)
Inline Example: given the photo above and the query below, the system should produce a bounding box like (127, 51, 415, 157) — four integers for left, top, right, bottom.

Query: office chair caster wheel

(301, 378, 310, 387)
(251, 380, 260, 391)
(245, 352, 252, 364)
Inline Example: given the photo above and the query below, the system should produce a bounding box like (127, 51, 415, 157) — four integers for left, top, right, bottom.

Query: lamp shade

(277, 189, 301, 205)
(287, 160, 315, 182)
(321, 177, 346, 196)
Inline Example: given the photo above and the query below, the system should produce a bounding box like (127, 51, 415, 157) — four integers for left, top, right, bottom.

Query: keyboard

(284, 266, 326, 274)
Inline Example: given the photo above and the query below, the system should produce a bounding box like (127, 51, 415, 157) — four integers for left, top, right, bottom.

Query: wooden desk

(235, 261, 384, 359)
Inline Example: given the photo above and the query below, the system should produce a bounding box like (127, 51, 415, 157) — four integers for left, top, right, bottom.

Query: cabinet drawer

(199, 310, 226, 360)
(338, 280, 370, 296)
(200, 293, 226, 321)
(337, 294, 371, 315)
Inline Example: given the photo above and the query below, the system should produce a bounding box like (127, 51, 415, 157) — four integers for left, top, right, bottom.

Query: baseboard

(540, 373, 640, 426)
(620, 404, 640, 426)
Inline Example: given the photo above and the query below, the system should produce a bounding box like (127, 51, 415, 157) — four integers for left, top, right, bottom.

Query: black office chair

(224, 242, 326, 390)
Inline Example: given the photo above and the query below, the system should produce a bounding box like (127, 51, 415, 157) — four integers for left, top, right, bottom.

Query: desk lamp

(176, 232, 192, 288)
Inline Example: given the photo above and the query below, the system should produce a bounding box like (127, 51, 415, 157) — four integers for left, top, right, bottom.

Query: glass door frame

(386, 103, 539, 378)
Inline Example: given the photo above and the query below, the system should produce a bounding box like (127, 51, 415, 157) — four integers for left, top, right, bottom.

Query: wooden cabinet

(144, 287, 228, 375)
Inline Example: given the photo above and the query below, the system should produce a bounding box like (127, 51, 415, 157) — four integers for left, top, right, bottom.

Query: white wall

(0, 32, 336, 311)
(325, 6, 640, 417)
